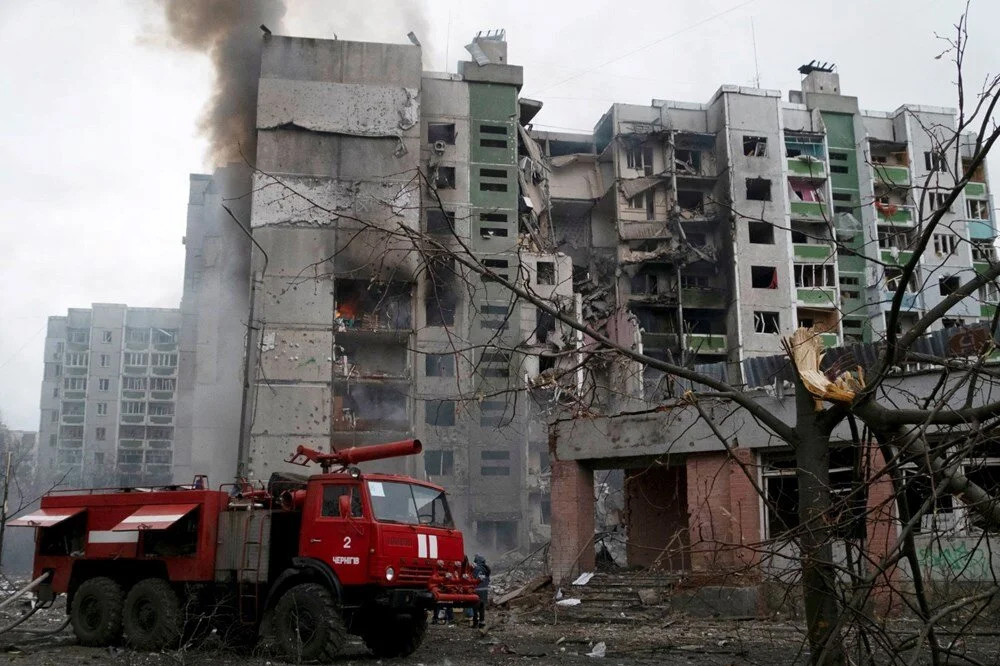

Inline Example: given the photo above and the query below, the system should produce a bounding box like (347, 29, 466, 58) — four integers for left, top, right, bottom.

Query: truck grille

(397, 565, 433, 584)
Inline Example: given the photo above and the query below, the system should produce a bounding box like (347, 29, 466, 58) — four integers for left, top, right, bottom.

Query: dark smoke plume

(161, 0, 286, 165)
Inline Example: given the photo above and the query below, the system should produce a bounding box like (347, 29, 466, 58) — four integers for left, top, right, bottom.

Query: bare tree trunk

(794, 381, 844, 665)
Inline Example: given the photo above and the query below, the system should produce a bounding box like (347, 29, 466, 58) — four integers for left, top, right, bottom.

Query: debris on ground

(586, 641, 607, 657)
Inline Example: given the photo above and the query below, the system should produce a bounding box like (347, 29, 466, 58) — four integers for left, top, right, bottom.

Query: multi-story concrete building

(179, 32, 571, 551)
(37, 304, 181, 488)
(540, 64, 997, 392)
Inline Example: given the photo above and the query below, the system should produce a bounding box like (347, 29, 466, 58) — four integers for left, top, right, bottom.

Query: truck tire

(273, 582, 346, 662)
(70, 577, 124, 646)
(362, 610, 427, 658)
(123, 578, 181, 651)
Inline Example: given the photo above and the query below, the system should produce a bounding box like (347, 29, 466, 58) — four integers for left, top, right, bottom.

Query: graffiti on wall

(919, 541, 991, 580)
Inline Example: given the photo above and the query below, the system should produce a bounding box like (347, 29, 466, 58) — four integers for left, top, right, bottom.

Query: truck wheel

(363, 610, 427, 658)
(70, 577, 124, 646)
(123, 578, 182, 651)
(273, 582, 346, 662)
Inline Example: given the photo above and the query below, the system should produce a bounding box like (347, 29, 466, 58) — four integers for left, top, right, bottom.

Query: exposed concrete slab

(671, 586, 759, 618)
(249, 384, 331, 438)
(258, 329, 332, 383)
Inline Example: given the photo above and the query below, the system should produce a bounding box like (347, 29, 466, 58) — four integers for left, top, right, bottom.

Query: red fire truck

(11, 439, 478, 661)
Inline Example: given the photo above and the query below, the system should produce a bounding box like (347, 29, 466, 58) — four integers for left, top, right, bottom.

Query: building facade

(541, 64, 997, 393)
(37, 304, 181, 488)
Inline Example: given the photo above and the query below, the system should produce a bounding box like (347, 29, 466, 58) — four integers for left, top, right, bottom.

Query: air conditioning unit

(433, 140, 447, 155)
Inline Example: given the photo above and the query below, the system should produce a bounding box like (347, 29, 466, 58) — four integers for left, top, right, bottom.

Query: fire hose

(0, 572, 70, 636)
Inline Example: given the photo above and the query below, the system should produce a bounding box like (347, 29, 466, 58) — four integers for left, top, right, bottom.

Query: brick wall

(549, 458, 595, 584)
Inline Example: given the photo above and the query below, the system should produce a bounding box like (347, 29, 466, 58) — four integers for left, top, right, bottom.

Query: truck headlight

(385, 566, 395, 581)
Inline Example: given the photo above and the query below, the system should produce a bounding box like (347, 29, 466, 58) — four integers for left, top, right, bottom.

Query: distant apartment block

(37, 304, 182, 488)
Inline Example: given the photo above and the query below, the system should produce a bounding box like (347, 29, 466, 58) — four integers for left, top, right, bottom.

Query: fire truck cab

(12, 439, 478, 661)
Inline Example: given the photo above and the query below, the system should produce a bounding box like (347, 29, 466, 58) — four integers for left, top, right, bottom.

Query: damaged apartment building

(536, 64, 1000, 593)
(179, 32, 571, 551)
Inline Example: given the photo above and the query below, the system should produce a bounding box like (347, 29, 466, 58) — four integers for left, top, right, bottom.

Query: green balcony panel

(121, 414, 144, 424)
(794, 244, 833, 260)
(685, 333, 727, 353)
(790, 201, 827, 218)
(873, 165, 910, 186)
(876, 206, 913, 225)
(797, 288, 837, 306)
(787, 157, 826, 178)
(965, 182, 987, 198)
(61, 415, 84, 425)
(968, 219, 996, 240)
(974, 262, 991, 275)
(681, 288, 726, 308)
(820, 333, 839, 348)
(880, 249, 914, 265)
(982, 304, 997, 319)
(123, 390, 145, 400)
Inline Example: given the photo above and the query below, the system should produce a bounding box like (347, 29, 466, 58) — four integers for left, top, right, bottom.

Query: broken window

(941, 317, 967, 329)
(789, 181, 824, 203)
(972, 241, 997, 263)
(425, 450, 455, 476)
(674, 148, 702, 173)
(481, 450, 511, 476)
(748, 221, 774, 244)
(680, 275, 709, 289)
(478, 303, 509, 330)
(480, 401, 511, 428)
(535, 308, 556, 344)
(434, 166, 456, 189)
(101, 330, 112, 344)
(426, 209, 455, 235)
(479, 212, 509, 238)
(924, 150, 945, 172)
(677, 189, 703, 214)
(479, 124, 508, 149)
(126, 327, 149, 344)
(476, 520, 517, 551)
(794, 264, 836, 288)
(746, 178, 772, 201)
(627, 190, 655, 219)
(425, 353, 455, 377)
(152, 329, 177, 344)
(425, 257, 458, 327)
(885, 267, 918, 293)
(536, 261, 555, 285)
(928, 191, 952, 212)
(479, 167, 508, 192)
(425, 400, 455, 427)
(743, 135, 768, 157)
(932, 233, 959, 256)
(478, 349, 510, 377)
(968, 199, 990, 220)
(878, 229, 914, 250)
(751, 266, 778, 289)
(784, 133, 824, 159)
(633, 272, 659, 294)
(839, 276, 861, 300)
(626, 144, 655, 175)
(753, 311, 780, 334)
(428, 122, 456, 145)
(939, 275, 961, 296)
(482, 258, 510, 282)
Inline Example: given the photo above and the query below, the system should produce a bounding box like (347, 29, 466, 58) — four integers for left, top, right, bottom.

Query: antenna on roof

(750, 17, 760, 88)
(798, 60, 836, 75)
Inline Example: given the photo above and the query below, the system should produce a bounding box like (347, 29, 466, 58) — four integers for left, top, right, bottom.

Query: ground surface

(0, 596, 997, 664)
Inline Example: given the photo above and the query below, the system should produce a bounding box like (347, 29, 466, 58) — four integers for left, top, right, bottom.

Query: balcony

(880, 249, 915, 266)
(787, 156, 826, 179)
(640, 332, 680, 351)
(821, 333, 839, 348)
(790, 201, 827, 219)
(61, 415, 85, 425)
(680, 287, 727, 309)
(796, 288, 837, 307)
(685, 333, 727, 354)
(968, 219, 996, 240)
(876, 204, 914, 226)
(974, 262, 991, 276)
(872, 165, 910, 187)
(793, 244, 834, 261)
(881, 290, 920, 310)
(966, 182, 987, 198)
(982, 304, 997, 319)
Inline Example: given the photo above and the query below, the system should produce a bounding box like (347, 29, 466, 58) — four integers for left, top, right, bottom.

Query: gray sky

(0, 0, 995, 430)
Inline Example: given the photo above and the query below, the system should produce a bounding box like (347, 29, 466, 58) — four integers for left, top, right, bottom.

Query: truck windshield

(367, 481, 453, 528)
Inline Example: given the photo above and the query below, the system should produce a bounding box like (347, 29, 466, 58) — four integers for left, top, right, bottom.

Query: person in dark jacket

(472, 554, 491, 628)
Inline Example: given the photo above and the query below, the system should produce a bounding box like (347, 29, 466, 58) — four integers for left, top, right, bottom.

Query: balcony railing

(787, 156, 827, 179)
(965, 182, 987, 198)
(680, 287, 727, 308)
(881, 290, 920, 310)
(790, 201, 827, 219)
(794, 244, 834, 261)
(685, 333, 727, 354)
(872, 165, 910, 187)
(796, 288, 837, 307)
(876, 204, 914, 225)
(880, 249, 915, 266)
(820, 333, 839, 348)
